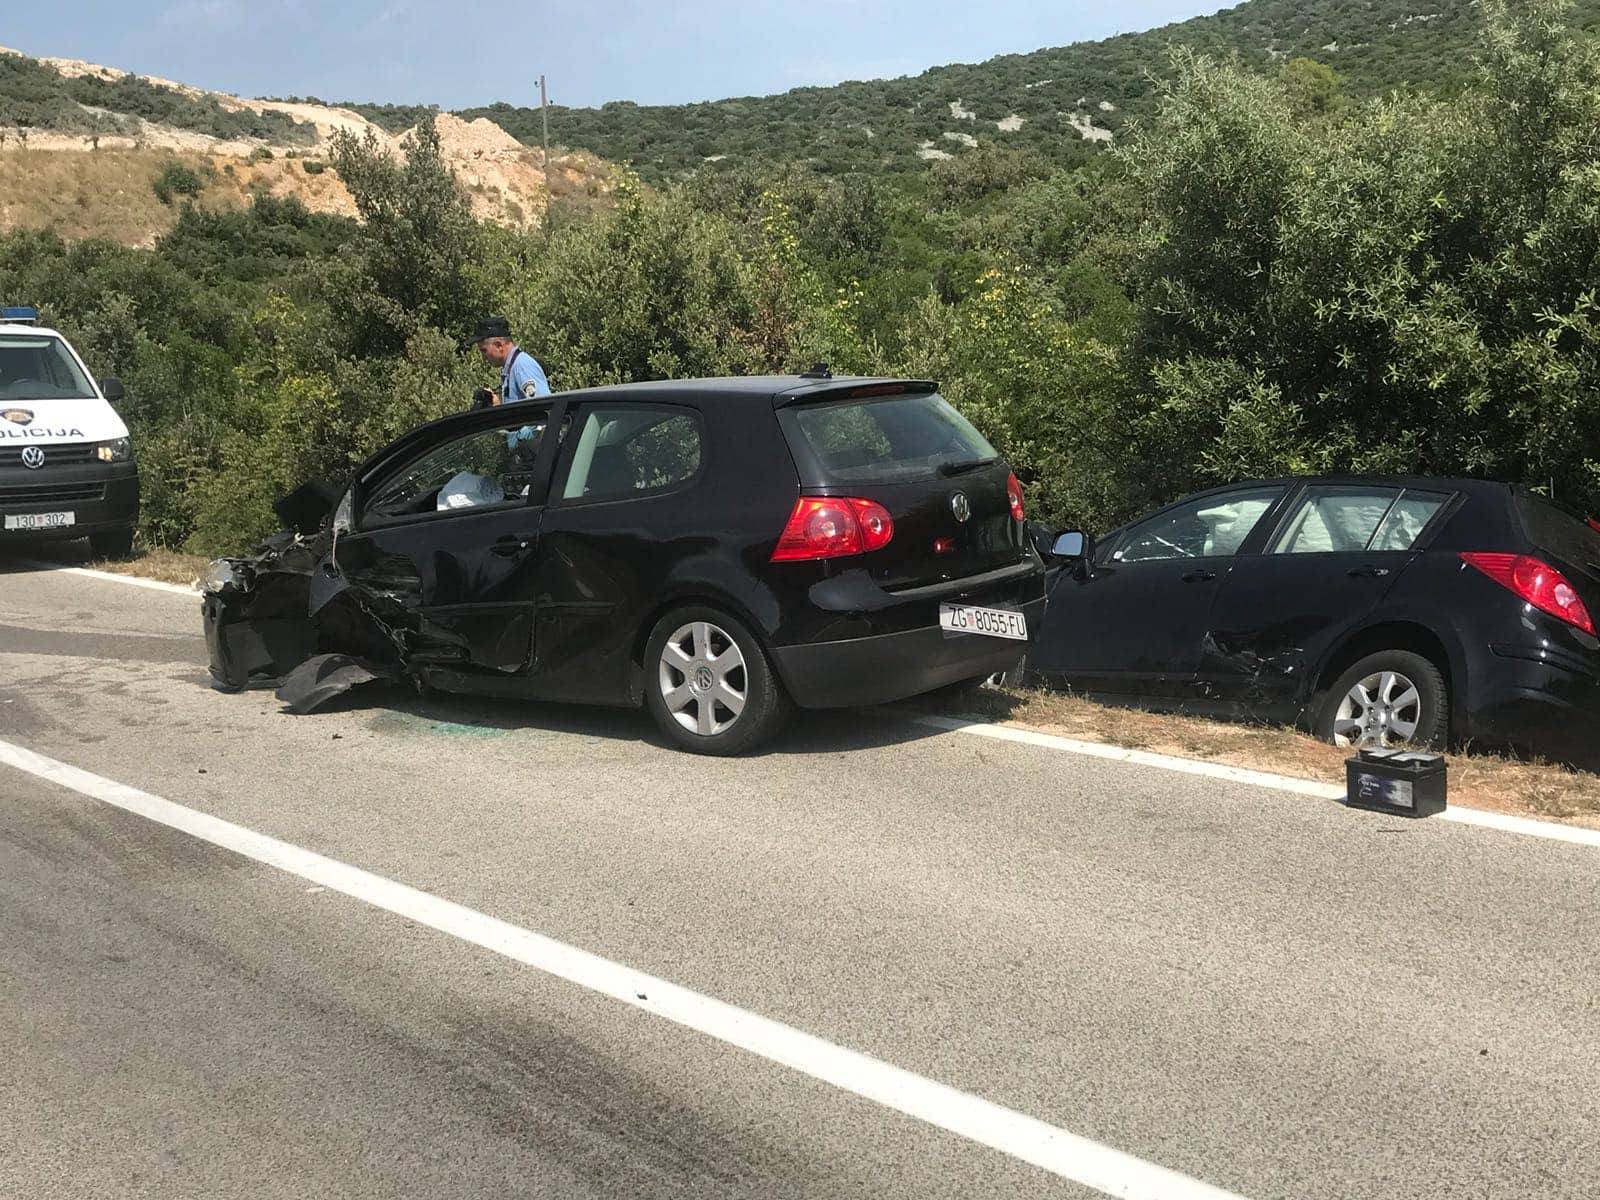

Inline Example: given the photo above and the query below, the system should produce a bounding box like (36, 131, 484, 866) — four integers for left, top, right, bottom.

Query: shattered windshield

(0, 335, 97, 400)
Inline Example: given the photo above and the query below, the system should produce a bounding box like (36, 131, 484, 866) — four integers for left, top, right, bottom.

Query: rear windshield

(0, 335, 96, 400)
(1516, 494, 1600, 575)
(778, 393, 999, 484)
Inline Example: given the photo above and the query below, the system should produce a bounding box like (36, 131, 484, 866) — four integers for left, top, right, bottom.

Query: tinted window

(365, 417, 552, 519)
(1115, 488, 1284, 563)
(0, 335, 95, 400)
(1272, 488, 1400, 554)
(780, 393, 997, 484)
(1517, 494, 1600, 572)
(560, 408, 701, 502)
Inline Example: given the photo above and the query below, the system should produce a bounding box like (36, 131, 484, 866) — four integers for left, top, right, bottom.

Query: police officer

(468, 316, 551, 408)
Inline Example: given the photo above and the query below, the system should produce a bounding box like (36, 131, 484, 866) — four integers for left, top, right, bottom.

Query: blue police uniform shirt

(501, 346, 551, 404)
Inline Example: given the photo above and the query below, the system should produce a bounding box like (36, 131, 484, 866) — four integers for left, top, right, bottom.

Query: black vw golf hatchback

(1033, 476, 1600, 764)
(203, 375, 1045, 754)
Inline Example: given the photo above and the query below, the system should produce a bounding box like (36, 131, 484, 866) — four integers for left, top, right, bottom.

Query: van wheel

(1315, 651, 1447, 750)
(90, 527, 135, 559)
(644, 606, 790, 755)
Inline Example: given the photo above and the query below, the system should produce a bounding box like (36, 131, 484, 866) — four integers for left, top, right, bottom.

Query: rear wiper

(936, 458, 995, 477)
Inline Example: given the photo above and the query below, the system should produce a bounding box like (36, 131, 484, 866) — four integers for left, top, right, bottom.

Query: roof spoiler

(773, 378, 939, 408)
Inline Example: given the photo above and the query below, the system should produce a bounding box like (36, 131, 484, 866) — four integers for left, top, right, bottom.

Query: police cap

(466, 315, 512, 347)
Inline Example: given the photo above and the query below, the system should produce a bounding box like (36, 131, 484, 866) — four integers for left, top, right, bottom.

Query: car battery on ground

(1344, 748, 1448, 817)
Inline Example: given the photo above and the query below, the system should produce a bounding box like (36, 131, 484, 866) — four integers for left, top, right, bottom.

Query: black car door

(526, 400, 708, 704)
(1033, 486, 1288, 701)
(1196, 484, 1454, 717)
(334, 404, 562, 673)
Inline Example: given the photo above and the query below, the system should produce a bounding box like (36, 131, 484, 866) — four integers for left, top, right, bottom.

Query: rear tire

(89, 527, 135, 559)
(1315, 650, 1448, 750)
(643, 606, 791, 755)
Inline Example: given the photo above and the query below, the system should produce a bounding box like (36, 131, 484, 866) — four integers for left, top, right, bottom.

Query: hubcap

(1332, 669, 1423, 749)
(658, 620, 747, 737)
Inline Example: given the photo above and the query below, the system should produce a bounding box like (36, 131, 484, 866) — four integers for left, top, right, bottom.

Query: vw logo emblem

(20, 445, 45, 470)
(950, 491, 971, 523)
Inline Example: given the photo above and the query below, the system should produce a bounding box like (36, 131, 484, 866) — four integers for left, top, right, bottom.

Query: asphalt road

(3, 553, 1599, 1199)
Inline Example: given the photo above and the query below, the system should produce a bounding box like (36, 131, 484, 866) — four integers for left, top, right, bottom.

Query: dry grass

(0, 148, 216, 244)
(19, 538, 205, 585)
(926, 686, 1600, 828)
(0, 147, 360, 246)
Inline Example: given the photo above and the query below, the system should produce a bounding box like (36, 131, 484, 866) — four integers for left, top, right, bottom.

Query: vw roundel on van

(201, 374, 1047, 754)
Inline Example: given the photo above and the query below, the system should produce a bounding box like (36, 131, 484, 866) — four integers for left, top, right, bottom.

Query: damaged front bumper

(201, 529, 409, 712)
(202, 531, 326, 691)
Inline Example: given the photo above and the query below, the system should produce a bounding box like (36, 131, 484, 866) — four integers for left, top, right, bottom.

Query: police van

(0, 306, 139, 558)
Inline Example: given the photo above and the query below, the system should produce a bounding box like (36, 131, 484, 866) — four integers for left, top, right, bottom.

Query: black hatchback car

(1032, 476, 1600, 764)
(202, 375, 1045, 754)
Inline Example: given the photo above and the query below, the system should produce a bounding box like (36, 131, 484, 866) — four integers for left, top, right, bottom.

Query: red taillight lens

(1006, 472, 1025, 523)
(771, 496, 895, 562)
(1460, 552, 1596, 636)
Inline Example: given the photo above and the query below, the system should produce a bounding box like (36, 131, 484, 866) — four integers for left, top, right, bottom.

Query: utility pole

(539, 75, 549, 168)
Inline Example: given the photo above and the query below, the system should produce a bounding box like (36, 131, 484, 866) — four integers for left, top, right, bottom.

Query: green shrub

(151, 162, 205, 206)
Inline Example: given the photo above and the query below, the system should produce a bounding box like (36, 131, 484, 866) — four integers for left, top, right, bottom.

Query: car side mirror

(100, 376, 125, 404)
(1051, 531, 1088, 560)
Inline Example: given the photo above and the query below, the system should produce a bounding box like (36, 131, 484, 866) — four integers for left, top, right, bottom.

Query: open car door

(332, 403, 565, 673)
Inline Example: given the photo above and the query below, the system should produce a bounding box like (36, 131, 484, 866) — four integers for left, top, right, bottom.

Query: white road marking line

(18, 561, 199, 597)
(1437, 804, 1600, 847)
(915, 715, 1600, 850)
(912, 714, 1343, 800)
(0, 737, 1245, 1200)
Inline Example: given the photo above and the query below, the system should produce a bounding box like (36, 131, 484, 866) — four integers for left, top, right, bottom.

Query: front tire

(643, 606, 790, 755)
(89, 527, 135, 559)
(1315, 650, 1448, 750)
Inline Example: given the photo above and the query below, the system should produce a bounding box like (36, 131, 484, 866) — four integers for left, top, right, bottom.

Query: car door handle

(1181, 569, 1217, 583)
(490, 535, 534, 557)
(1347, 566, 1391, 579)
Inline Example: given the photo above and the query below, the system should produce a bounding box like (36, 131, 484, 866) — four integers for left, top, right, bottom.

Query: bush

(151, 161, 205, 206)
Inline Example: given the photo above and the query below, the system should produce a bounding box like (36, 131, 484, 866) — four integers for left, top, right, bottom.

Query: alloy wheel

(1332, 669, 1423, 749)
(657, 620, 748, 737)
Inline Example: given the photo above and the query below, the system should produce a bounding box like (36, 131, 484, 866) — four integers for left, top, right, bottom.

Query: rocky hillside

(443, 0, 1600, 180)
(0, 46, 613, 246)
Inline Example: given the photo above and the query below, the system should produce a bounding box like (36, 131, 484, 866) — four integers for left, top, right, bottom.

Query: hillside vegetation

(440, 0, 1600, 179)
(0, 50, 316, 145)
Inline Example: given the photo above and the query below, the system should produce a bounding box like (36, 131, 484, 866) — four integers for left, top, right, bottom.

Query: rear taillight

(771, 496, 895, 562)
(1006, 472, 1025, 523)
(1460, 552, 1596, 636)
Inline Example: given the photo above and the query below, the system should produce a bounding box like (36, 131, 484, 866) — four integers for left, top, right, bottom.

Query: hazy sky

(2, 1, 1226, 110)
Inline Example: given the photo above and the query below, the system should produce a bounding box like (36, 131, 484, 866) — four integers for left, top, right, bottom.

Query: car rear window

(778, 393, 998, 484)
(1516, 494, 1600, 573)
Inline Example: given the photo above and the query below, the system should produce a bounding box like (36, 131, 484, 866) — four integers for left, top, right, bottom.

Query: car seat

(583, 445, 636, 497)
